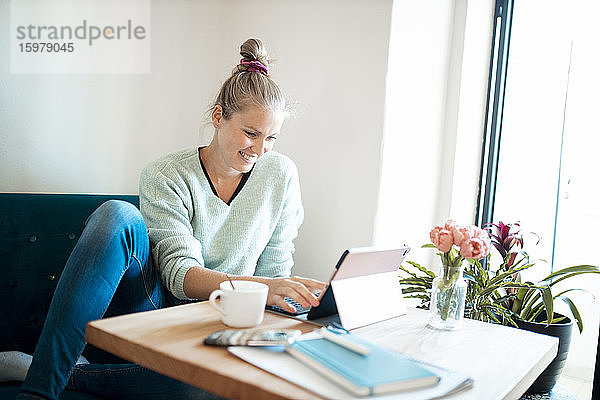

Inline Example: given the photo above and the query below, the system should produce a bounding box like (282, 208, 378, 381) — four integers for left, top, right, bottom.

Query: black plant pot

(515, 313, 573, 394)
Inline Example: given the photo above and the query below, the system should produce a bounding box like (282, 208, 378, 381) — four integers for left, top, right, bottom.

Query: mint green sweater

(139, 147, 304, 300)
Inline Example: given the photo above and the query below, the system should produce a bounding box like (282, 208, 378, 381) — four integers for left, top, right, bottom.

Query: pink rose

(451, 225, 476, 247)
(444, 219, 457, 230)
(459, 230, 492, 259)
(430, 224, 454, 253)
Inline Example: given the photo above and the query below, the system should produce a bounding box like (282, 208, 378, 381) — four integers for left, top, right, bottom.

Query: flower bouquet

(426, 220, 491, 330)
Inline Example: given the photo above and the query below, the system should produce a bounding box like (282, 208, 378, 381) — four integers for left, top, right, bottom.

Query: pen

(319, 327, 371, 356)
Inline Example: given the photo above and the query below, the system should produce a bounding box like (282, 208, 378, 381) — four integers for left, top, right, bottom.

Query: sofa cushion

(0, 193, 139, 355)
(0, 383, 105, 400)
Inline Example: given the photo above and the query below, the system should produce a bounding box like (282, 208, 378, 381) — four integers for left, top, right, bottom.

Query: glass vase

(429, 264, 467, 330)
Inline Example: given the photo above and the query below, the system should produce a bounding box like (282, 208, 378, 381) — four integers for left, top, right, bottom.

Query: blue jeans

(17, 200, 224, 400)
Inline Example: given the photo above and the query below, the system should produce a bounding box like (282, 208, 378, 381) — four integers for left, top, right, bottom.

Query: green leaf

(422, 243, 437, 249)
(540, 283, 553, 325)
(483, 303, 518, 327)
(488, 262, 535, 286)
(519, 280, 553, 317)
(483, 308, 502, 324)
(477, 262, 489, 286)
(493, 293, 517, 305)
(398, 264, 418, 279)
(404, 260, 423, 269)
(478, 282, 536, 298)
(510, 252, 531, 269)
(558, 295, 583, 333)
(398, 278, 430, 287)
(542, 265, 600, 283)
(522, 283, 553, 325)
(406, 260, 436, 278)
(450, 247, 460, 259)
(519, 267, 599, 321)
(545, 270, 600, 290)
(401, 286, 428, 294)
(511, 287, 529, 315)
(519, 281, 539, 313)
(549, 315, 567, 324)
(404, 294, 430, 300)
(528, 301, 546, 322)
(553, 288, 591, 299)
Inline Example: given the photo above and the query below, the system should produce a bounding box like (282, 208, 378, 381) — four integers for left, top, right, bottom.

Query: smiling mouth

(239, 150, 257, 163)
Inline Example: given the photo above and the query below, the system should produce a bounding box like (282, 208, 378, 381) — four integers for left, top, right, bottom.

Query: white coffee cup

(208, 280, 269, 328)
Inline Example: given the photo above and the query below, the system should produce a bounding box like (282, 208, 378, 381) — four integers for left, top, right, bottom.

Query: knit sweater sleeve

(139, 162, 203, 300)
(254, 161, 304, 277)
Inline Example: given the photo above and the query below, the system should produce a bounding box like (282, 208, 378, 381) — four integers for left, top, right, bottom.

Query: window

(478, 1, 600, 397)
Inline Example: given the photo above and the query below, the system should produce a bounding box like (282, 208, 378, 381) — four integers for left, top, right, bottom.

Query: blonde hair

(214, 38, 286, 119)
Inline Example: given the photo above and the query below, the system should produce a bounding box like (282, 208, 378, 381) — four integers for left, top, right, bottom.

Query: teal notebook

(286, 335, 440, 396)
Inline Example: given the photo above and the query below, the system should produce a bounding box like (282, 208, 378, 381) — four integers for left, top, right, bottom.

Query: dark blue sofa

(0, 193, 139, 399)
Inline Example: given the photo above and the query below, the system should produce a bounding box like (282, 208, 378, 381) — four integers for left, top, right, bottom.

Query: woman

(12, 38, 324, 400)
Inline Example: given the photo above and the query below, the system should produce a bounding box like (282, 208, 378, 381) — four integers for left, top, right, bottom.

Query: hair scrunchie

(240, 59, 268, 75)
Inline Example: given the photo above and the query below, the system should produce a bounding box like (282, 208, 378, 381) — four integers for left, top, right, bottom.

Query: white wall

(374, 0, 455, 258)
(450, 0, 495, 223)
(373, 0, 494, 266)
(0, 0, 393, 281)
(0, 1, 225, 193)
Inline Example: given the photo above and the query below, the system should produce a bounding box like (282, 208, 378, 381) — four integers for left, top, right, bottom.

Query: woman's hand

(260, 276, 326, 313)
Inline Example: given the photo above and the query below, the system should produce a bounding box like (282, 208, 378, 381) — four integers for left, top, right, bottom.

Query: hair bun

(240, 38, 268, 65)
(216, 38, 286, 119)
(233, 38, 271, 75)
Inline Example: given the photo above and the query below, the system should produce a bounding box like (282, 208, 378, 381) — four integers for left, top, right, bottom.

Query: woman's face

(212, 105, 285, 174)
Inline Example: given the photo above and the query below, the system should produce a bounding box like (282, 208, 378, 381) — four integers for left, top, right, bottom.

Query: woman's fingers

(270, 283, 311, 309)
(291, 276, 327, 292)
(267, 277, 327, 310)
(282, 279, 319, 307)
(271, 294, 299, 313)
(289, 277, 327, 305)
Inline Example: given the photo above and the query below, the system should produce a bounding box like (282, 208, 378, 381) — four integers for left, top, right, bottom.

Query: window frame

(475, 0, 514, 228)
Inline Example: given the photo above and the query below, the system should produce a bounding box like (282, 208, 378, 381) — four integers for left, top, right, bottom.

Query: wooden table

(86, 302, 558, 400)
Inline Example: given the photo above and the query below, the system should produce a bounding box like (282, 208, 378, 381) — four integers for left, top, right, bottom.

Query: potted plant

(399, 220, 600, 394)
